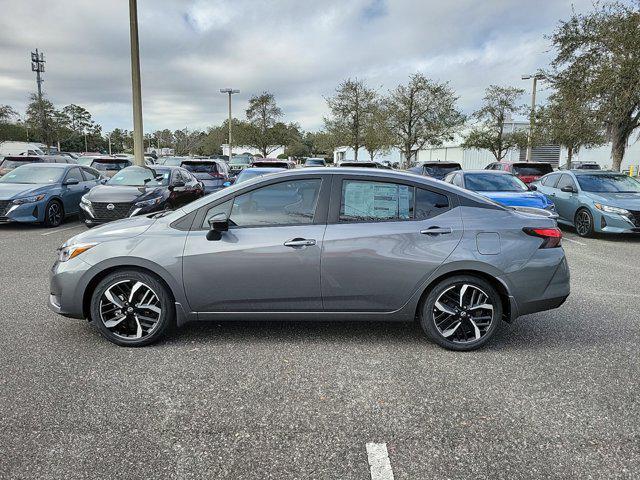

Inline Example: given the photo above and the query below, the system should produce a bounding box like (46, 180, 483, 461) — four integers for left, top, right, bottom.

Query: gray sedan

(49, 168, 570, 351)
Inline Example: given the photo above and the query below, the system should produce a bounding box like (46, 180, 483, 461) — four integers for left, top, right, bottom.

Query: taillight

(523, 227, 562, 248)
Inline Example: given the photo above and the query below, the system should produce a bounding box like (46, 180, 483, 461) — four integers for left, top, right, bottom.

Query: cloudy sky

(0, 0, 603, 133)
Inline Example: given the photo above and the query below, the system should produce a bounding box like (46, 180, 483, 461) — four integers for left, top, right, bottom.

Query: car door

(182, 175, 329, 313)
(321, 175, 463, 312)
(61, 167, 86, 214)
(554, 174, 580, 222)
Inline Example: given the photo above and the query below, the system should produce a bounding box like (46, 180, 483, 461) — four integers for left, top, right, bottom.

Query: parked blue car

(443, 170, 556, 213)
(0, 163, 103, 227)
(533, 170, 640, 237)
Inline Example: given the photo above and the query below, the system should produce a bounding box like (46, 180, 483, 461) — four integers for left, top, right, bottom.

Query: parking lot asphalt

(0, 220, 638, 480)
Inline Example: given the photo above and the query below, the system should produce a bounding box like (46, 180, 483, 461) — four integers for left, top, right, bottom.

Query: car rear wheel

(574, 208, 594, 237)
(420, 275, 502, 351)
(90, 270, 175, 347)
(44, 200, 64, 227)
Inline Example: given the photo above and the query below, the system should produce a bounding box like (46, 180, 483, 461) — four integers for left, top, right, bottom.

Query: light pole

(220, 88, 239, 157)
(129, 0, 145, 166)
(522, 73, 545, 162)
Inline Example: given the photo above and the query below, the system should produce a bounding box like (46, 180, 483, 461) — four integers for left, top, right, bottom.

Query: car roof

(419, 161, 461, 166)
(499, 161, 552, 165)
(571, 169, 622, 175)
(13, 162, 73, 169)
(241, 167, 286, 173)
(460, 169, 511, 175)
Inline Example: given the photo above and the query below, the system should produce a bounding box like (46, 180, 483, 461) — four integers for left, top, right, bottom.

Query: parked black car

(89, 157, 132, 177)
(178, 159, 230, 194)
(80, 165, 204, 227)
(407, 161, 462, 180)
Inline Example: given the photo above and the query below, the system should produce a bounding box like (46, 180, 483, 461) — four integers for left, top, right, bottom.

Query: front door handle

(284, 238, 316, 247)
(420, 227, 452, 236)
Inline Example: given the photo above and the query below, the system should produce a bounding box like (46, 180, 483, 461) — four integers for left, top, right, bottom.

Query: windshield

(229, 156, 252, 166)
(107, 167, 170, 186)
(423, 164, 461, 179)
(0, 165, 64, 184)
(236, 169, 284, 183)
(181, 161, 217, 173)
(465, 173, 528, 192)
(576, 174, 640, 193)
(92, 160, 130, 171)
(512, 163, 553, 176)
(1, 159, 40, 169)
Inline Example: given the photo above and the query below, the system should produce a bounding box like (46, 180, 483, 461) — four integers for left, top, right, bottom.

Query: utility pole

(129, 0, 145, 166)
(522, 73, 544, 162)
(220, 88, 239, 157)
(31, 49, 45, 101)
(31, 49, 46, 146)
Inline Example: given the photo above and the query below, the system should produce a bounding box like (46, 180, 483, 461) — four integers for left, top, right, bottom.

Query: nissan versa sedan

(533, 170, 640, 236)
(0, 163, 102, 226)
(80, 165, 204, 227)
(49, 168, 569, 351)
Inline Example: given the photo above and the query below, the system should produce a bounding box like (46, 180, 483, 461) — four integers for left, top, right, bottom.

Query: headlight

(57, 242, 98, 262)
(135, 197, 163, 208)
(13, 194, 46, 205)
(81, 195, 91, 205)
(594, 203, 629, 215)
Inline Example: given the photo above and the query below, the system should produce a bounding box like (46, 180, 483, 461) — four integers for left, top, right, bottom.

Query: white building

(222, 144, 285, 158)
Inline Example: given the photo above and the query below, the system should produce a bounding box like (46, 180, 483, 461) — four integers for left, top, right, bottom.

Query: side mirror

(169, 180, 185, 191)
(64, 178, 80, 186)
(100, 177, 108, 184)
(561, 185, 575, 193)
(528, 184, 537, 191)
(206, 212, 229, 241)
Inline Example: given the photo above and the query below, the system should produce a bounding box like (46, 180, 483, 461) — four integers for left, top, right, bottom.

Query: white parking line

(41, 224, 84, 236)
(366, 443, 395, 480)
(563, 236, 586, 246)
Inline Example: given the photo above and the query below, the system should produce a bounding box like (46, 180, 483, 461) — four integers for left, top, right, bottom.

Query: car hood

(84, 185, 165, 203)
(583, 191, 640, 210)
(479, 191, 550, 208)
(66, 214, 158, 245)
(0, 183, 52, 200)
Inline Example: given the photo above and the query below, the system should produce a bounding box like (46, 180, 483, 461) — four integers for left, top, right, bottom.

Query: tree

(25, 94, 57, 146)
(106, 128, 128, 153)
(363, 102, 394, 160)
(536, 79, 606, 168)
(385, 73, 464, 167)
(462, 85, 528, 161)
(549, 2, 640, 171)
(244, 92, 288, 157)
(0, 105, 18, 124)
(325, 78, 378, 161)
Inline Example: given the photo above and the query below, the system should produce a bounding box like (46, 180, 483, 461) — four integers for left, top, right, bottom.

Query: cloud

(0, 0, 598, 133)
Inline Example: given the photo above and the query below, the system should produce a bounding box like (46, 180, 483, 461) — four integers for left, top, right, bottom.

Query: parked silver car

(49, 168, 570, 350)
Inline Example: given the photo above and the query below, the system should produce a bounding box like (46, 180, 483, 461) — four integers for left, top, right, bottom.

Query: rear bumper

(502, 249, 570, 319)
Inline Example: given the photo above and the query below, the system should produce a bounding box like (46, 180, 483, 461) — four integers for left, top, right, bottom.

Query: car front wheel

(574, 208, 594, 237)
(90, 269, 175, 347)
(420, 275, 502, 351)
(44, 200, 64, 227)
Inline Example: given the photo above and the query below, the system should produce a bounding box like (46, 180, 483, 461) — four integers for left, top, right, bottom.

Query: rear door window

(414, 188, 450, 220)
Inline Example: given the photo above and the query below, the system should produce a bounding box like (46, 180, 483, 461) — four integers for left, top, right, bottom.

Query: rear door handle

(420, 227, 452, 236)
(284, 238, 316, 247)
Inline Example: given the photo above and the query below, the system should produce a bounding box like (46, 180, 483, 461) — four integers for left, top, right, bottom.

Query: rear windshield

(253, 161, 288, 168)
(423, 164, 461, 178)
(576, 174, 640, 193)
(181, 161, 218, 173)
(91, 160, 130, 171)
(577, 164, 601, 170)
(305, 159, 325, 166)
(229, 157, 252, 166)
(1, 158, 41, 169)
(512, 163, 553, 176)
(465, 173, 528, 192)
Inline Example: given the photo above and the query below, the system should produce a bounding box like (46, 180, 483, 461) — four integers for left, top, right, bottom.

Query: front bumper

(0, 199, 47, 224)
(80, 201, 164, 227)
(48, 257, 92, 319)
(593, 209, 640, 234)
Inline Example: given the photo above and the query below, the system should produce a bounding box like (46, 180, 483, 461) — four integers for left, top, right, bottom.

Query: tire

(43, 199, 64, 227)
(90, 269, 175, 347)
(574, 208, 594, 237)
(420, 275, 502, 351)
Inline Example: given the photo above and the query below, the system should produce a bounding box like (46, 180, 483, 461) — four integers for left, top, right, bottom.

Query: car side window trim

(191, 175, 331, 231)
(326, 174, 455, 225)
